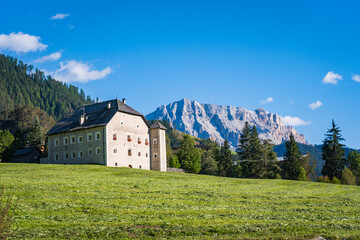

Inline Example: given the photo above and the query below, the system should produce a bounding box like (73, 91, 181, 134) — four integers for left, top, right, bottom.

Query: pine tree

(26, 116, 44, 146)
(257, 139, 280, 179)
(247, 126, 263, 178)
(237, 122, 253, 178)
(321, 120, 345, 179)
(218, 140, 234, 177)
(283, 133, 303, 180)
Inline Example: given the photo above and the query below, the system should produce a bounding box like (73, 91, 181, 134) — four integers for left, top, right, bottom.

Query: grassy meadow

(0, 163, 359, 239)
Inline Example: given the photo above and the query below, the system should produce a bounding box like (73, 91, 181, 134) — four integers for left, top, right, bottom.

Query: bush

(341, 168, 356, 185)
(297, 167, 307, 181)
(0, 187, 17, 239)
(275, 173, 282, 179)
(316, 176, 331, 183)
(168, 155, 180, 168)
(332, 176, 341, 184)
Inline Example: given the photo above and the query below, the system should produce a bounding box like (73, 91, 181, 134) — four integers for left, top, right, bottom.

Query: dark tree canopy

(283, 133, 303, 180)
(0, 54, 93, 120)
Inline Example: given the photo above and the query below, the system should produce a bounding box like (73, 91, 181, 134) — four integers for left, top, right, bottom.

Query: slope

(0, 163, 359, 239)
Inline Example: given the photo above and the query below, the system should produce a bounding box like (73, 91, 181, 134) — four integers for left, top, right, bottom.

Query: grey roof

(13, 147, 40, 157)
(47, 99, 149, 135)
(150, 120, 167, 130)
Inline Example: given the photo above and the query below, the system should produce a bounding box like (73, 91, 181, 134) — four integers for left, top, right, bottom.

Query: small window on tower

(113, 148, 117, 153)
(154, 153, 158, 158)
(153, 139, 157, 144)
(128, 149, 132, 156)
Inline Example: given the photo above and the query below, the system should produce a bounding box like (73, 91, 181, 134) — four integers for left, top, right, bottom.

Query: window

(95, 132, 101, 141)
(138, 152, 141, 157)
(138, 137, 142, 144)
(71, 135, 76, 144)
(54, 138, 59, 147)
(136, 124, 140, 129)
(78, 151, 83, 158)
(154, 153, 158, 158)
(87, 133, 92, 141)
(128, 165, 133, 168)
(113, 133, 117, 141)
(139, 165, 142, 169)
(88, 148, 93, 156)
(54, 153, 59, 161)
(128, 149, 132, 156)
(78, 136, 83, 143)
(145, 139, 149, 145)
(64, 137, 69, 145)
(120, 121, 124, 125)
(146, 153, 148, 157)
(115, 163, 118, 166)
(64, 152, 69, 160)
(153, 139, 157, 144)
(96, 147, 101, 154)
(71, 151, 76, 159)
(113, 148, 117, 153)
(127, 135, 132, 142)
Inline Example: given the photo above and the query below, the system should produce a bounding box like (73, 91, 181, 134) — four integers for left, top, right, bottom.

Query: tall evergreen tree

(257, 139, 280, 179)
(27, 116, 44, 146)
(237, 122, 253, 177)
(218, 140, 234, 177)
(321, 119, 345, 179)
(347, 150, 360, 185)
(283, 133, 303, 180)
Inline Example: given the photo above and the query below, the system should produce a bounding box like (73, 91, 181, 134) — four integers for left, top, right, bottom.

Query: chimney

(122, 98, 126, 104)
(79, 115, 85, 125)
(107, 102, 111, 109)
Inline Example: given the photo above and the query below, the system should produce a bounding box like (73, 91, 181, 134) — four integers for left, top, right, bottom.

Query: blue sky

(1, 0, 360, 148)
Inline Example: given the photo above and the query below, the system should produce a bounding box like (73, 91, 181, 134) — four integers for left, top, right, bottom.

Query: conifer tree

(237, 122, 253, 177)
(27, 116, 44, 146)
(347, 150, 360, 185)
(218, 140, 234, 177)
(321, 120, 345, 179)
(283, 133, 303, 180)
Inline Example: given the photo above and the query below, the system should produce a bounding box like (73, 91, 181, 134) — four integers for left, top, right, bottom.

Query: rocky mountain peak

(146, 99, 307, 149)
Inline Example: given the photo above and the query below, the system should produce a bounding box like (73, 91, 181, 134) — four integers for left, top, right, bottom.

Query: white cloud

(53, 60, 111, 83)
(51, 13, 69, 20)
(281, 116, 311, 126)
(351, 74, 360, 82)
(0, 32, 47, 53)
(309, 100, 323, 110)
(261, 97, 274, 104)
(34, 51, 62, 63)
(322, 71, 342, 84)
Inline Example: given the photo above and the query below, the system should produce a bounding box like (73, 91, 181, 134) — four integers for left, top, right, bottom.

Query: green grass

(0, 163, 359, 239)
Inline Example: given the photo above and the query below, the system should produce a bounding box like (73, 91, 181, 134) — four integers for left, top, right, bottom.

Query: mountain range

(146, 98, 307, 149)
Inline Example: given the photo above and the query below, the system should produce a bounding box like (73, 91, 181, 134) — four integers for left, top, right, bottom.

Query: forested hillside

(0, 54, 93, 120)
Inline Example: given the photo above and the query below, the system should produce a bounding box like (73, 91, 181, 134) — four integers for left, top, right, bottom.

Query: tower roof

(150, 120, 167, 130)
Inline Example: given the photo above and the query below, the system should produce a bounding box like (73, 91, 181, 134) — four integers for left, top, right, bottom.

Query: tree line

(167, 119, 359, 185)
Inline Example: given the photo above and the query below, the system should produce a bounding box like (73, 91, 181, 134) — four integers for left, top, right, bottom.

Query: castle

(45, 99, 167, 171)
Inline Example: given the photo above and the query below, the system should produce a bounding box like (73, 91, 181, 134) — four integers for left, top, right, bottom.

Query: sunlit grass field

(0, 163, 359, 239)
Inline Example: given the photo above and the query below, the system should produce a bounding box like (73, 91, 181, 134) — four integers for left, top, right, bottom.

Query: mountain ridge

(146, 98, 307, 149)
